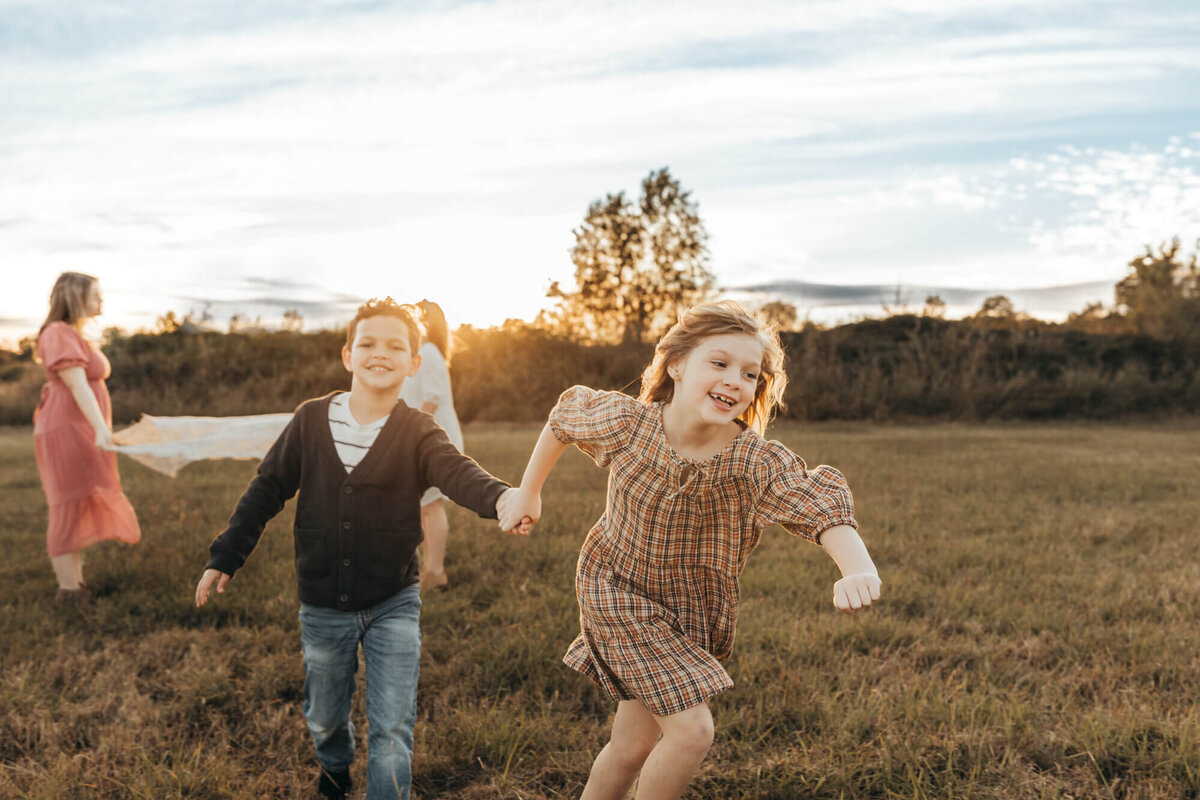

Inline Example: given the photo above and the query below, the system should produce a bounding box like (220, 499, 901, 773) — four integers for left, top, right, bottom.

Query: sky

(2, 0, 1199, 347)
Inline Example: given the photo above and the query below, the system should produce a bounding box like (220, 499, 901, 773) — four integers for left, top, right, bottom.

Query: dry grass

(1, 421, 1198, 798)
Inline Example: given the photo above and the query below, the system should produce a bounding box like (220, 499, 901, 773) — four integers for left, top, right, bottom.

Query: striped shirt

(328, 392, 389, 472)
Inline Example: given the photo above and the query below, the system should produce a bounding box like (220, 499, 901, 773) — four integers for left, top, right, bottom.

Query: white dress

(399, 341, 464, 504)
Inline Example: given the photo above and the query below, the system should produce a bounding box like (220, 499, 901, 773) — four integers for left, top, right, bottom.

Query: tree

(548, 168, 713, 344)
(975, 295, 1016, 319)
(758, 300, 799, 331)
(922, 295, 946, 318)
(281, 309, 304, 332)
(971, 295, 1020, 330)
(1115, 237, 1200, 341)
(1064, 301, 1122, 335)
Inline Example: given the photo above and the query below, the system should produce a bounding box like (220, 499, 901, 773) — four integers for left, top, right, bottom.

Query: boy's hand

(195, 568, 232, 608)
(497, 487, 540, 534)
(833, 573, 881, 614)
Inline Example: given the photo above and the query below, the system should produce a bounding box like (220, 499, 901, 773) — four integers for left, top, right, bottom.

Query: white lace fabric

(112, 413, 293, 477)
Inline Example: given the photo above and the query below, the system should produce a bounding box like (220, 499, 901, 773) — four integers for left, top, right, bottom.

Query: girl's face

(84, 282, 103, 318)
(670, 333, 763, 426)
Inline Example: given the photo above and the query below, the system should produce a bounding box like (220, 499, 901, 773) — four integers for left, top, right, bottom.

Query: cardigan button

(339, 594, 349, 603)
(342, 559, 351, 567)
(344, 486, 353, 494)
(342, 521, 350, 530)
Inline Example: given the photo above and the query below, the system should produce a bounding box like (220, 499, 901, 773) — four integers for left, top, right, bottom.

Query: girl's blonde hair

(639, 300, 787, 435)
(416, 299, 452, 366)
(39, 271, 98, 336)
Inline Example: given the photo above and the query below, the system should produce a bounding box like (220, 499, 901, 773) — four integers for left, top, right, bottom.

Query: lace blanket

(112, 413, 292, 477)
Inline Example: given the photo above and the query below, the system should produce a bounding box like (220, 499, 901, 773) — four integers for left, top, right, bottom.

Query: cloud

(730, 278, 1115, 322)
(2, 0, 1198, 341)
(996, 140, 1200, 269)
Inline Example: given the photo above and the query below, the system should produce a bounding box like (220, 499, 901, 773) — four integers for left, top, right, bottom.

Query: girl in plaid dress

(498, 301, 881, 800)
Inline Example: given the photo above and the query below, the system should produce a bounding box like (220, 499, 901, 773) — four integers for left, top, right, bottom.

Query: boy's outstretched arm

(195, 568, 232, 607)
(497, 423, 567, 531)
(819, 524, 881, 614)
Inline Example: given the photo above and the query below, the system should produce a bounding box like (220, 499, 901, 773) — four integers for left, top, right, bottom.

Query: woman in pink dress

(34, 272, 140, 603)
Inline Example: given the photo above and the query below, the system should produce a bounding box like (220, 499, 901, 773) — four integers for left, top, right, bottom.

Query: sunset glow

(2, 0, 1198, 346)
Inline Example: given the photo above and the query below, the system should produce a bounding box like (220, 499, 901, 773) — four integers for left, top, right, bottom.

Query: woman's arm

(496, 423, 568, 530)
(57, 365, 113, 449)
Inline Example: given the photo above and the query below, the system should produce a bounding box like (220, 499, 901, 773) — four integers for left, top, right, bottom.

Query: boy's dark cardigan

(206, 392, 509, 611)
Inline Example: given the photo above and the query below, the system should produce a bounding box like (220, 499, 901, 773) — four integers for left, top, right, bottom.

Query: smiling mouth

(708, 392, 735, 408)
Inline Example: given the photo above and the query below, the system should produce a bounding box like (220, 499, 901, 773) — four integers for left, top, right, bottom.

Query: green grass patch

(1, 421, 1197, 798)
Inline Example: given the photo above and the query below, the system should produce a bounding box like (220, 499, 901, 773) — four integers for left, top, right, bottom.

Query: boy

(195, 298, 528, 800)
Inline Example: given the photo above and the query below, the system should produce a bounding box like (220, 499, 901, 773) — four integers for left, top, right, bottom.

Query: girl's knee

(687, 718, 715, 754)
(606, 733, 658, 772)
(664, 706, 714, 755)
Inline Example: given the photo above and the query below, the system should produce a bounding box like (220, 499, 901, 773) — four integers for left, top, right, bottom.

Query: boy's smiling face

(341, 314, 421, 395)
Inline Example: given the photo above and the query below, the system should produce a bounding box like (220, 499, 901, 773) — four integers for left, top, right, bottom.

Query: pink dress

(34, 322, 140, 557)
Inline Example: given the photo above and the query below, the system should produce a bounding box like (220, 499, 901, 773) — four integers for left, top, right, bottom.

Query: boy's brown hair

(345, 297, 425, 355)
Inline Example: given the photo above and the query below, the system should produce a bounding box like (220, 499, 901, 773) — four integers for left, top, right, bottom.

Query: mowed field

(1, 421, 1198, 799)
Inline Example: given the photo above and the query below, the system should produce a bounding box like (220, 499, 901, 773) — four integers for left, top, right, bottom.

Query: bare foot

(420, 569, 449, 592)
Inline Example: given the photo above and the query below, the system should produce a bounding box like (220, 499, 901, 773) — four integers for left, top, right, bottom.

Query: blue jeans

(299, 584, 421, 800)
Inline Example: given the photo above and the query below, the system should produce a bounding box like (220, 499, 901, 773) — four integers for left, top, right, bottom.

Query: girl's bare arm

(819, 524, 881, 613)
(496, 423, 568, 530)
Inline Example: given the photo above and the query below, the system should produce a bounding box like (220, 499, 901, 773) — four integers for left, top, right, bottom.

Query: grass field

(1, 421, 1198, 799)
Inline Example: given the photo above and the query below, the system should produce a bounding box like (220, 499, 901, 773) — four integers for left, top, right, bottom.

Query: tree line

(1, 311, 1196, 427)
(1, 168, 1197, 425)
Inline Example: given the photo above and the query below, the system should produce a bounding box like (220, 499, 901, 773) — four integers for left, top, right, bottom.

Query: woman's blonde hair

(39, 272, 98, 336)
(639, 300, 787, 435)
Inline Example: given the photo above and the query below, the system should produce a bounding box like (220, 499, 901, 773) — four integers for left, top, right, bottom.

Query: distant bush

(102, 328, 349, 422)
(777, 315, 1199, 421)
(451, 324, 651, 423)
(1, 316, 1196, 426)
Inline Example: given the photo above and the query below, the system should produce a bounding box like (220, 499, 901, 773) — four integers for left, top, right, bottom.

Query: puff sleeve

(752, 440, 858, 544)
(548, 385, 636, 468)
(37, 323, 91, 374)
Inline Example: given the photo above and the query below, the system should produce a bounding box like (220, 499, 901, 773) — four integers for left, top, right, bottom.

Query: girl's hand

(833, 572, 881, 614)
(195, 568, 231, 608)
(497, 487, 541, 534)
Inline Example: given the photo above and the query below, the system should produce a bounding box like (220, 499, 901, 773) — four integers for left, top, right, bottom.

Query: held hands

(497, 487, 541, 535)
(195, 568, 231, 608)
(833, 572, 881, 614)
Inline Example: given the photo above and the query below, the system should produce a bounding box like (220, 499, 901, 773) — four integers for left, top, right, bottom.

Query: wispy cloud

(1, 0, 1198, 343)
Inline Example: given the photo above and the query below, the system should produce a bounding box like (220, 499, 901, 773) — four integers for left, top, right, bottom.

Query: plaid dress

(549, 385, 858, 716)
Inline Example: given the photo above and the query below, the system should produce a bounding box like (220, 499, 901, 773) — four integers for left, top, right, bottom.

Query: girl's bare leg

(580, 700, 661, 800)
(419, 499, 449, 590)
(50, 552, 81, 590)
(633, 703, 714, 800)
